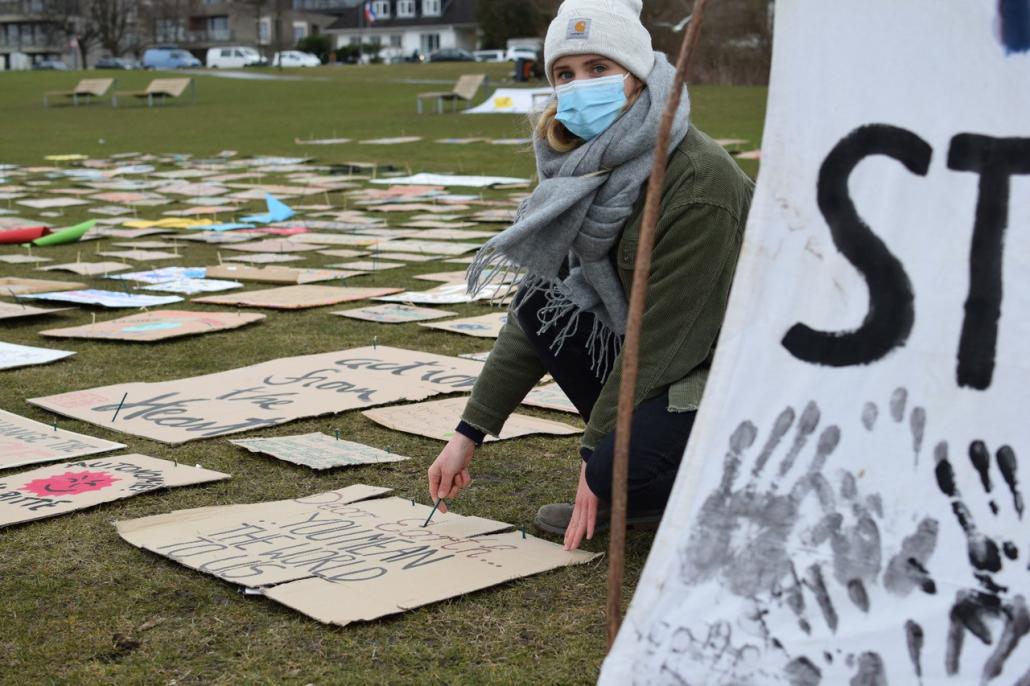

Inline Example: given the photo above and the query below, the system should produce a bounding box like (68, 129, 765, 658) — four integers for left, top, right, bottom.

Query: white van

(206, 46, 266, 69)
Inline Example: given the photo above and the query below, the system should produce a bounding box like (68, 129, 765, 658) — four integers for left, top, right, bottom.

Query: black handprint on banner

(860, 386, 927, 466)
(934, 439, 1029, 683)
(679, 402, 840, 597)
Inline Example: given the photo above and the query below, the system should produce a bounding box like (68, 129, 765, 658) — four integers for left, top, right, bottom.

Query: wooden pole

(606, 0, 713, 648)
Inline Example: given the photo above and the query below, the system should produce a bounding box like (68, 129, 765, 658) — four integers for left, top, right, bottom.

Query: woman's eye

(557, 71, 573, 81)
(592, 64, 608, 74)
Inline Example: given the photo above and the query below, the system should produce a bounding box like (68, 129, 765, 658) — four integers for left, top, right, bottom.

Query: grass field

(0, 63, 766, 685)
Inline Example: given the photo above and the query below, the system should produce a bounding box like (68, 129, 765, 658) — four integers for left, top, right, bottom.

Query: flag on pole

(364, 1, 377, 24)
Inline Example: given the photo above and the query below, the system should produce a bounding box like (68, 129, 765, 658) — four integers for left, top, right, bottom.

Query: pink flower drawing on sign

(22, 471, 120, 497)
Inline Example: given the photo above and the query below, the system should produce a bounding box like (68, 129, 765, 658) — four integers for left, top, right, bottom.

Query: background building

(325, 0, 476, 58)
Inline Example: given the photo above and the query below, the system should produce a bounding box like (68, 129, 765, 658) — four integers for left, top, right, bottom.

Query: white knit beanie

(544, 0, 655, 85)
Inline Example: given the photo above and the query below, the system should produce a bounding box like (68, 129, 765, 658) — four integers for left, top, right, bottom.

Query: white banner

(603, 2, 1030, 684)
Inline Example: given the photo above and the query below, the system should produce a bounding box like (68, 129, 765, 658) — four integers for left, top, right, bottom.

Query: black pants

(515, 290, 696, 515)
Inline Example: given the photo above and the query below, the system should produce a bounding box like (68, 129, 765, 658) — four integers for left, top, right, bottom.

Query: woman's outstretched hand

(564, 461, 599, 551)
(427, 433, 476, 514)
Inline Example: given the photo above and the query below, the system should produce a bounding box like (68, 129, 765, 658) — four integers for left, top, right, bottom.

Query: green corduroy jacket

(461, 124, 755, 451)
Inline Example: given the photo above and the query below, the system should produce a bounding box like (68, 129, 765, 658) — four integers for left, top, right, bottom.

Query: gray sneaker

(532, 503, 663, 536)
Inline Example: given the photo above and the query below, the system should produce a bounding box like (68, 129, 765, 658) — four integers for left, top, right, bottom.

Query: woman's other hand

(564, 461, 599, 550)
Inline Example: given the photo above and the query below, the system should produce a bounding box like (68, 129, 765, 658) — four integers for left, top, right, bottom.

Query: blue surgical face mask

(554, 74, 628, 141)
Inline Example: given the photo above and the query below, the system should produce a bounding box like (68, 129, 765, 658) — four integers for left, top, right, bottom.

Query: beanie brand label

(566, 17, 591, 40)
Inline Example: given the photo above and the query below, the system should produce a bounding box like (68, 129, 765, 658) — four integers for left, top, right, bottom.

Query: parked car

(95, 56, 141, 70)
(505, 47, 537, 62)
(271, 50, 321, 68)
(32, 59, 68, 70)
(206, 46, 266, 69)
(142, 47, 202, 70)
(473, 49, 505, 63)
(428, 48, 474, 62)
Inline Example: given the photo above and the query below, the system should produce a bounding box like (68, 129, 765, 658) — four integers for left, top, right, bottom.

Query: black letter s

(782, 124, 932, 366)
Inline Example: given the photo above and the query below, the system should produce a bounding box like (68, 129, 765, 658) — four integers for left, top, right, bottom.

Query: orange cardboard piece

(362, 397, 582, 442)
(39, 261, 132, 276)
(0, 277, 87, 295)
(0, 409, 124, 470)
(40, 309, 265, 342)
(192, 285, 401, 310)
(0, 302, 71, 321)
(30, 346, 485, 444)
(115, 486, 597, 626)
(0, 454, 228, 528)
(205, 264, 365, 284)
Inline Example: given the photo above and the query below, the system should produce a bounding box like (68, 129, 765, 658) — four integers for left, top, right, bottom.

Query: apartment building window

(422, 0, 440, 17)
(389, 34, 402, 47)
(293, 21, 307, 42)
(396, 0, 414, 18)
(372, 1, 390, 19)
(208, 15, 229, 40)
(258, 17, 271, 44)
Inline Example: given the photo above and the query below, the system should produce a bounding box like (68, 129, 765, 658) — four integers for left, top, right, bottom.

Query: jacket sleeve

(460, 312, 547, 437)
(581, 200, 743, 451)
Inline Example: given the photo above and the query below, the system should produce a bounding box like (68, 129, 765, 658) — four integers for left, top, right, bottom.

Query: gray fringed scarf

(466, 52, 692, 377)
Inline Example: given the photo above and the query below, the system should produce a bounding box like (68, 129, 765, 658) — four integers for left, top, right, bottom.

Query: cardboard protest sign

(371, 173, 530, 188)
(17, 197, 89, 209)
(222, 253, 305, 264)
(142, 278, 243, 295)
(371, 252, 439, 263)
(98, 249, 182, 262)
(39, 261, 132, 276)
(19, 290, 183, 308)
(602, 4, 1030, 684)
(316, 249, 369, 259)
(192, 285, 401, 310)
(521, 384, 578, 414)
(0, 254, 52, 264)
(374, 240, 483, 256)
(362, 397, 581, 442)
(108, 267, 207, 284)
(0, 409, 125, 470)
(288, 233, 382, 247)
(224, 239, 323, 254)
(333, 304, 456, 324)
(0, 454, 228, 529)
(359, 136, 423, 145)
(230, 433, 408, 470)
(205, 265, 363, 284)
(30, 346, 486, 444)
(115, 485, 597, 626)
(0, 341, 74, 370)
(328, 261, 404, 271)
(375, 283, 504, 305)
(420, 312, 507, 338)
(0, 302, 70, 321)
(0, 277, 86, 295)
(40, 310, 264, 342)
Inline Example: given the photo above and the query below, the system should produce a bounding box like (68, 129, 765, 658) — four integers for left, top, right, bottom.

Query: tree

(475, 0, 546, 50)
(41, 0, 100, 67)
(296, 33, 331, 62)
(90, 0, 134, 57)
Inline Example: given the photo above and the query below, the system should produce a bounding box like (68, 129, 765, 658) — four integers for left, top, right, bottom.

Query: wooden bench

(417, 74, 486, 114)
(111, 78, 196, 108)
(43, 78, 114, 107)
